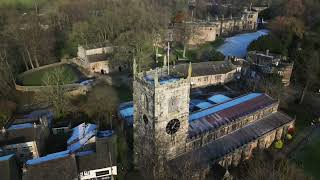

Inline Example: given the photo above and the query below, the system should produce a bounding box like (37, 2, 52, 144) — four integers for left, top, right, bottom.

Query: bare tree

(295, 50, 320, 104)
(240, 151, 311, 180)
(0, 49, 15, 97)
(83, 84, 119, 128)
(36, 67, 72, 119)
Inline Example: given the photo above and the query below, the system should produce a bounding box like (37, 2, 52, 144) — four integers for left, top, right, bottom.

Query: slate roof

(87, 53, 112, 63)
(170, 112, 293, 167)
(0, 126, 42, 146)
(11, 109, 53, 126)
(23, 155, 78, 180)
(173, 61, 235, 77)
(0, 154, 20, 180)
(188, 93, 276, 138)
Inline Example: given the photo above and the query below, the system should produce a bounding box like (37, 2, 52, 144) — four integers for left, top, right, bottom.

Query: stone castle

(170, 9, 259, 45)
(133, 63, 295, 178)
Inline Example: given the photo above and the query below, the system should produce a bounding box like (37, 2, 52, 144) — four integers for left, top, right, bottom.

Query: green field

(0, 0, 48, 8)
(18, 64, 82, 86)
(293, 130, 320, 179)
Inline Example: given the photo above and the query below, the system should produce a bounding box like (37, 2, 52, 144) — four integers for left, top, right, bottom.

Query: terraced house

(131, 65, 294, 178)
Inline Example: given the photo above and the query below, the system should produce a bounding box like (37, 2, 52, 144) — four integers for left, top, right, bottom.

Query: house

(76, 42, 114, 74)
(0, 111, 51, 163)
(245, 50, 294, 86)
(75, 42, 128, 75)
(173, 60, 241, 88)
(0, 154, 20, 180)
(22, 123, 117, 180)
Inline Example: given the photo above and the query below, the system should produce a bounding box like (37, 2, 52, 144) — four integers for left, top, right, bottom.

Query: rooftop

(173, 61, 235, 77)
(82, 41, 112, 50)
(0, 125, 42, 146)
(170, 112, 293, 166)
(87, 53, 112, 63)
(207, 94, 231, 104)
(7, 123, 33, 130)
(144, 74, 181, 85)
(67, 123, 97, 153)
(189, 93, 262, 121)
(26, 150, 70, 166)
(189, 93, 277, 138)
(0, 154, 14, 161)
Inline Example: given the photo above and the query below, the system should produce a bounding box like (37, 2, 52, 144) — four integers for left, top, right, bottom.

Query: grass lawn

(115, 85, 132, 102)
(281, 103, 315, 130)
(292, 130, 320, 179)
(0, 0, 48, 8)
(173, 38, 225, 62)
(18, 64, 82, 86)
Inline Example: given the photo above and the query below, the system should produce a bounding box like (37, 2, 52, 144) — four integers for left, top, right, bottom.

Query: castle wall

(188, 24, 218, 45)
(173, 10, 259, 45)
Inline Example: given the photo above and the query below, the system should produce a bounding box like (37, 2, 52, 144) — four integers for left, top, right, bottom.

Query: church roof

(173, 61, 235, 77)
(188, 93, 277, 138)
(170, 112, 293, 167)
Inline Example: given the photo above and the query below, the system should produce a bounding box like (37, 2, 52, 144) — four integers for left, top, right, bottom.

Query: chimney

(22, 164, 28, 173)
(1, 127, 6, 134)
(33, 122, 37, 128)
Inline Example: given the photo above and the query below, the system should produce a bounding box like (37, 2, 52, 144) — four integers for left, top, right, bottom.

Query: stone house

(132, 65, 294, 179)
(76, 42, 114, 74)
(22, 123, 117, 180)
(0, 113, 51, 163)
(173, 60, 241, 88)
(245, 50, 294, 86)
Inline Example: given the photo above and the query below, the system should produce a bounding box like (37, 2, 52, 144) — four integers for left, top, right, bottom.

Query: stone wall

(218, 120, 294, 167)
(15, 83, 88, 95)
(190, 69, 238, 88)
(89, 61, 110, 74)
(172, 10, 259, 45)
(18, 62, 66, 78)
(278, 62, 294, 87)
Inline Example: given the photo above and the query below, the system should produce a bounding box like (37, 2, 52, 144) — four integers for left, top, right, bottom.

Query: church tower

(133, 63, 191, 168)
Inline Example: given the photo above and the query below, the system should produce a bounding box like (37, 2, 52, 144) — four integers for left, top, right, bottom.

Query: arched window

(141, 94, 149, 112)
(143, 115, 148, 124)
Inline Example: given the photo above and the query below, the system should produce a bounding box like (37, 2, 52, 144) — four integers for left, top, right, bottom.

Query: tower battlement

(134, 66, 190, 89)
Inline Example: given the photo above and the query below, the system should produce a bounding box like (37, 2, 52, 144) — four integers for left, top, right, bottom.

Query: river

(217, 29, 269, 58)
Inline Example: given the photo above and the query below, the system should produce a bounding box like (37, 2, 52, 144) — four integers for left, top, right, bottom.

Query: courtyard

(17, 64, 85, 86)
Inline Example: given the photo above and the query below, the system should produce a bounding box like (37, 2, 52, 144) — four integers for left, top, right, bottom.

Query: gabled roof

(0, 125, 42, 146)
(170, 112, 293, 167)
(173, 61, 235, 77)
(23, 154, 78, 180)
(189, 93, 277, 138)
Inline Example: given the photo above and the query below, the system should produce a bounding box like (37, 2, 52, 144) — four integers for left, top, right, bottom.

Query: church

(129, 62, 294, 178)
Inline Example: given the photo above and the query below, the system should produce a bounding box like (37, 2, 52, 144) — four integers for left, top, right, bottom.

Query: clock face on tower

(166, 119, 180, 135)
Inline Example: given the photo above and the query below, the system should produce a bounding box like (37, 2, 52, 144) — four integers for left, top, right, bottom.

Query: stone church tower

(133, 63, 192, 169)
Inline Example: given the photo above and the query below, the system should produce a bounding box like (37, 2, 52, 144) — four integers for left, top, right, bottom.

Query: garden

(17, 64, 84, 86)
